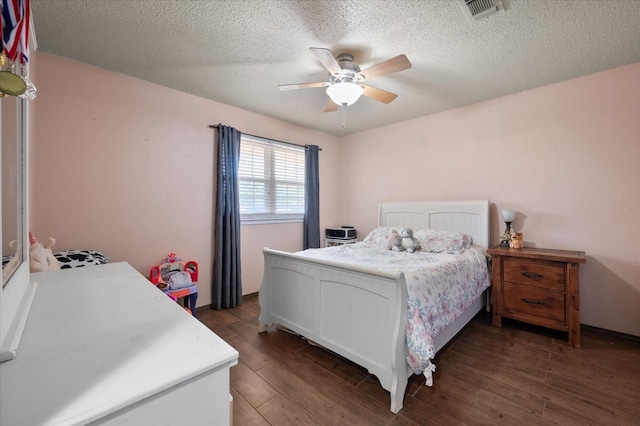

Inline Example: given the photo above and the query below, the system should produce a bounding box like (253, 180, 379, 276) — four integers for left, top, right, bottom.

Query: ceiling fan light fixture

(326, 82, 364, 106)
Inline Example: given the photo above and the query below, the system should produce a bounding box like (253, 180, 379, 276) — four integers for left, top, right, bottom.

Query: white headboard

(378, 200, 490, 249)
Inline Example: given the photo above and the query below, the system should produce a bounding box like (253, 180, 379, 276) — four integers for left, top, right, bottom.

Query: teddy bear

(509, 232, 524, 249)
(392, 228, 420, 253)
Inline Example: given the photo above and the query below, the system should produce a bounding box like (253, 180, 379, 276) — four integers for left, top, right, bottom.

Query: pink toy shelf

(164, 285, 198, 317)
(149, 260, 198, 289)
(149, 254, 199, 317)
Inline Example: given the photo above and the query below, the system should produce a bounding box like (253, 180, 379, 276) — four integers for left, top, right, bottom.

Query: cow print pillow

(54, 250, 110, 269)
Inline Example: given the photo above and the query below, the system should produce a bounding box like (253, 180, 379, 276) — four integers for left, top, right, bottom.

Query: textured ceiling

(31, 0, 640, 135)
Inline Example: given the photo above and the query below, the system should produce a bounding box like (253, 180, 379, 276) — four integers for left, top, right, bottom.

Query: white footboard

(259, 248, 410, 413)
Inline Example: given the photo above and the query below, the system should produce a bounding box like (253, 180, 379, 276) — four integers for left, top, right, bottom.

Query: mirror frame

(0, 93, 36, 362)
(3, 93, 21, 285)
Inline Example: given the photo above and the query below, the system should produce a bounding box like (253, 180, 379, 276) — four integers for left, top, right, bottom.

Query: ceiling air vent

(458, 0, 503, 22)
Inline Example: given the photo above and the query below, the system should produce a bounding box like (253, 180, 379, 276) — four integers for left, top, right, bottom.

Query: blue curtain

(304, 145, 320, 249)
(212, 125, 242, 309)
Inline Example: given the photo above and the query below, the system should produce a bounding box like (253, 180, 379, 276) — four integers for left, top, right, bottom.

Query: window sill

(241, 218, 303, 225)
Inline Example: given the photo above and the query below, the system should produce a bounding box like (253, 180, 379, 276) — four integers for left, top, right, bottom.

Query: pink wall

(31, 51, 639, 336)
(338, 62, 640, 336)
(31, 52, 339, 306)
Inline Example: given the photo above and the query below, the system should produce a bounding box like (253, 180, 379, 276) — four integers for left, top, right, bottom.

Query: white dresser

(0, 262, 238, 425)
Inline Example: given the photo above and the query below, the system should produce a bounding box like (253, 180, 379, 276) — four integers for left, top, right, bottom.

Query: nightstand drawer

(503, 259, 565, 291)
(503, 283, 565, 322)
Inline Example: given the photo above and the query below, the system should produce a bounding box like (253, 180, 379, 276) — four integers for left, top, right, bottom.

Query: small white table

(0, 262, 238, 426)
(325, 237, 358, 247)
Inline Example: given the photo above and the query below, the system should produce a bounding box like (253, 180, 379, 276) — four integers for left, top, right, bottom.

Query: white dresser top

(0, 262, 238, 425)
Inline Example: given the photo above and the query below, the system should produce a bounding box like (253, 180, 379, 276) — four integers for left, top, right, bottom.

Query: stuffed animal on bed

(386, 229, 400, 250)
(392, 228, 420, 253)
(28, 232, 60, 272)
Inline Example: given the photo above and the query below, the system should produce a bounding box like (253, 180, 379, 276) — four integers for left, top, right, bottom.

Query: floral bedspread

(299, 243, 490, 375)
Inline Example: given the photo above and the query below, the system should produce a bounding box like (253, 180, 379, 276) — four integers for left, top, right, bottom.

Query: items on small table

(325, 226, 358, 247)
(149, 253, 199, 317)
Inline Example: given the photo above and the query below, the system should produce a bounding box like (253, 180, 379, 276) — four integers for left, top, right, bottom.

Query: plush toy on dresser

(27, 231, 60, 272)
(392, 228, 420, 253)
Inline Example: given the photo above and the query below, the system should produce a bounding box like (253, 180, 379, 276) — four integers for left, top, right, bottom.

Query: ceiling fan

(279, 48, 412, 113)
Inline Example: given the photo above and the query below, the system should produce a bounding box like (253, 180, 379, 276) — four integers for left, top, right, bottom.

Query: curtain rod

(208, 125, 321, 151)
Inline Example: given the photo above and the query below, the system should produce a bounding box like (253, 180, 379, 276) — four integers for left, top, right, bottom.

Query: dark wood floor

(199, 294, 640, 425)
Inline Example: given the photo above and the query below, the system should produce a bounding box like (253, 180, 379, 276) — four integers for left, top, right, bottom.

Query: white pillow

(413, 229, 473, 254)
(362, 226, 400, 249)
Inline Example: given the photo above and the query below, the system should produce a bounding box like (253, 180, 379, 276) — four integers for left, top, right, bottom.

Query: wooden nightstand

(487, 246, 586, 348)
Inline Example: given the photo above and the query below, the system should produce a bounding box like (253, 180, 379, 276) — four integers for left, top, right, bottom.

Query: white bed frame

(258, 200, 490, 413)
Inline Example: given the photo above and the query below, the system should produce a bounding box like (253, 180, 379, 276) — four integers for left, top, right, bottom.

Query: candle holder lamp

(500, 209, 516, 247)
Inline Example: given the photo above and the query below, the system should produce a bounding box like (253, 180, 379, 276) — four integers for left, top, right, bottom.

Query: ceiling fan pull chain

(341, 104, 347, 129)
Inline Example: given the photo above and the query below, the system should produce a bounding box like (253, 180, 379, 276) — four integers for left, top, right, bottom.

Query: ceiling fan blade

(358, 54, 412, 81)
(310, 47, 343, 77)
(324, 100, 339, 113)
(362, 85, 398, 104)
(279, 81, 331, 91)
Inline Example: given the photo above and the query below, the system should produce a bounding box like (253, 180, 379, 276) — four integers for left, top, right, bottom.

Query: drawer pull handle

(521, 298, 544, 305)
(521, 271, 544, 279)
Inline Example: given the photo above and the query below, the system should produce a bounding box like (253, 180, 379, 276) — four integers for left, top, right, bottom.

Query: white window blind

(238, 134, 305, 223)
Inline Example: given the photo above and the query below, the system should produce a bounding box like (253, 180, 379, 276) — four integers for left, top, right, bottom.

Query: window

(238, 135, 305, 223)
